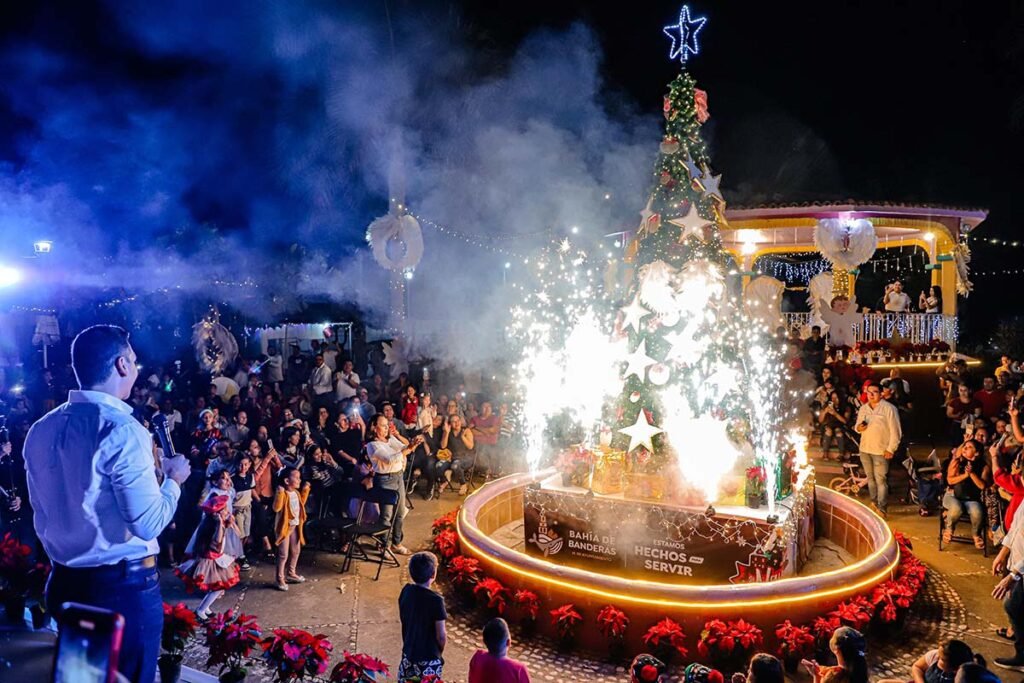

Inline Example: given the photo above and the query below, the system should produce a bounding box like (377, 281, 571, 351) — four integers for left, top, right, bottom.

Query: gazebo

(722, 201, 988, 350)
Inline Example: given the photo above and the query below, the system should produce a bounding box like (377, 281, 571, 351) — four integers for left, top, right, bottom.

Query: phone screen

(53, 604, 124, 683)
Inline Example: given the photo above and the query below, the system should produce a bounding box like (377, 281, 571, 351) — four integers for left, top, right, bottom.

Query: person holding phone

(366, 413, 421, 555)
(854, 382, 902, 518)
(24, 325, 189, 683)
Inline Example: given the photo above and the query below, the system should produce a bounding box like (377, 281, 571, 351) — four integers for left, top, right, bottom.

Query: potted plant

(328, 651, 389, 683)
(829, 596, 874, 632)
(205, 610, 263, 682)
(549, 604, 583, 649)
(774, 620, 815, 674)
(473, 578, 509, 616)
(513, 589, 540, 634)
(159, 602, 199, 683)
(261, 628, 333, 681)
(0, 533, 49, 626)
(432, 529, 459, 564)
(431, 509, 459, 536)
(744, 467, 767, 508)
(446, 556, 482, 605)
(642, 617, 688, 664)
(810, 615, 839, 664)
(596, 605, 630, 661)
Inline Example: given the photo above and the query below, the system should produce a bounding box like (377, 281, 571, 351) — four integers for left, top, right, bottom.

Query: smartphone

(52, 603, 124, 683)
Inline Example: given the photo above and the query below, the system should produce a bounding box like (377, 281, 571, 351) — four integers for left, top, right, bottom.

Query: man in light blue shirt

(24, 325, 189, 683)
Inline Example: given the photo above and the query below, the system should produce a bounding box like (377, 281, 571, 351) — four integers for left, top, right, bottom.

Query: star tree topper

(619, 409, 665, 453)
(663, 5, 707, 64)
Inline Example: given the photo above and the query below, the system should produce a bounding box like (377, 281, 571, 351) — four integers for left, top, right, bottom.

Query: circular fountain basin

(457, 469, 898, 654)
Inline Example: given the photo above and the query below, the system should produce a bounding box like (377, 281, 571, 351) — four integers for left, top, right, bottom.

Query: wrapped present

(591, 448, 625, 495)
(625, 471, 664, 501)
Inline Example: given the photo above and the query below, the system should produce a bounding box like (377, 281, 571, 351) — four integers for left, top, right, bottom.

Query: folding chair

(341, 487, 401, 580)
(305, 488, 355, 554)
(938, 506, 989, 557)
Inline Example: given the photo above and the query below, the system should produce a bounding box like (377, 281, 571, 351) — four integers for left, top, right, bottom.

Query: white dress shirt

(366, 436, 406, 475)
(884, 291, 911, 312)
(309, 363, 333, 396)
(23, 390, 181, 567)
(855, 399, 902, 455)
(334, 371, 360, 402)
(1003, 501, 1024, 575)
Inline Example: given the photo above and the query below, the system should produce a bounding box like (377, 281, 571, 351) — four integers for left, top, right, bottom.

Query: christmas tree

(611, 6, 763, 501)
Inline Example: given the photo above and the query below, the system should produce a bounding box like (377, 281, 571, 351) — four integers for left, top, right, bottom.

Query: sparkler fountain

(456, 5, 898, 657)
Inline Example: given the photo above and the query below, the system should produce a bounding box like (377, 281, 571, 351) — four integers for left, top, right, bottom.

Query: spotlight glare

(0, 266, 21, 287)
(33, 240, 53, 254)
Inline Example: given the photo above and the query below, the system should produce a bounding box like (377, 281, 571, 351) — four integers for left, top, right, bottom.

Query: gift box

(591, 448, 625, 495)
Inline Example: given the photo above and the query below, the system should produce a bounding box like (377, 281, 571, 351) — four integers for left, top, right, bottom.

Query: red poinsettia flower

(205, 610, 262, 672)
(774, 620, 815, 659)
(446, 556, 482, 591)
(549, 604, 583, 640)
(811, 615, 839, 645)
(513, 590, 540, 622)
(697, 619, 731, 658)
(161, 602, 199, 655)
(0, 533, 32, 575)
(643, 618, 688, 660)
(728, 619, 764, 651)
(596, 605, 630, 640)
(328, 651, 390, 683)
(473, 578, 509, 615)
(431, 509, 459, 535)
(261, 627, 333, 680)
(432, 529, 459, 561)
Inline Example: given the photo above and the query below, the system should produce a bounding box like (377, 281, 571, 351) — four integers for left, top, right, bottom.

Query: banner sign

(523, 484, 813, 585)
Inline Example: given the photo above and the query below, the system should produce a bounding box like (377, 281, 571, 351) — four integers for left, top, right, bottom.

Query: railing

(782, 312, 957, 345)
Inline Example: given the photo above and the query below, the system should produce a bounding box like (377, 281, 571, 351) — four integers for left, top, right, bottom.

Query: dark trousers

(374, 472, 406, 545)
(46, 561, 164, 683)
(1005, 577, 1024, 656)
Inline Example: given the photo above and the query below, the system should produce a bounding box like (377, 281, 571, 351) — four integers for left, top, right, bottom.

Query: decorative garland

(365, 213, 424, 272)
(435, 511, 926, 675)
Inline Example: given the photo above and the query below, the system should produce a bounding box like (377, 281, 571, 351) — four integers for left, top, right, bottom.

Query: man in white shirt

(309, 354, 334, 411)
(855, 382, 902, 517)
(883, 280, 912, 313)
(263, 347, 284, 386)
(993, 495, 1024, 670)
(24, 325, 189, 683)
(334, 359, 360, 407)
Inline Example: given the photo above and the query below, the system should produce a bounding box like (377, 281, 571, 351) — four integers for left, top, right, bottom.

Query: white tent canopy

(254, 322, 353, 356)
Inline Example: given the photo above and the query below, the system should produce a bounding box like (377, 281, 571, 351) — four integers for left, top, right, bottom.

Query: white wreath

(367, 213, 424, 272)
(814, 218, 877, 270)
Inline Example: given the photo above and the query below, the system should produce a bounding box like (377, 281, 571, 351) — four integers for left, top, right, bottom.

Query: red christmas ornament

(694, 88, 710, 124)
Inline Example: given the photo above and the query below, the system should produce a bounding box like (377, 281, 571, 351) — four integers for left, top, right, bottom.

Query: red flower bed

(446, 556, 482, 591)
(513, 589, 540, 622)
(432, 529, 459, 561)
(774, 620, 815, 660)
(432, 509, 459, 535)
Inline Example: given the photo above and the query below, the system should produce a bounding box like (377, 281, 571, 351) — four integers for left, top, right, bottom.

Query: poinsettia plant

(0, 533, 49, 601)
(432, 509, 459, 535)
(643, 618, 688, 661)
(596, 605, 630, 641)
(513, 589, 540, 623)
(728, 619, 764, 656)
(549, 603, 583, 641)
(328, 651, 389, 683)
(697, 619, 731, 658)
(432, 529, 459, 562)
(205, 610, 262, 681)
(261, 628, 333, 681)
(446, 556, 482, 592)
(160, 602, 198, 660)
(745, 467, 767, 497)
(774, 620, 815, 660)
(473, 578, 509, 615)
(829, 596, 873, 631)
(811, 615, 840, 649)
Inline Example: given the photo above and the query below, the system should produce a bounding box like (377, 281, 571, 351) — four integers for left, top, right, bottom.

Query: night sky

(0, 1, 1020, 351)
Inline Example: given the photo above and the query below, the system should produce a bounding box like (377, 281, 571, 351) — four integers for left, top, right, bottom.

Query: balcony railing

(782, 312, 957, 346)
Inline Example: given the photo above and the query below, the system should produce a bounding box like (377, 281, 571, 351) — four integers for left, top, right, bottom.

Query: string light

(663, 5, 707, 64)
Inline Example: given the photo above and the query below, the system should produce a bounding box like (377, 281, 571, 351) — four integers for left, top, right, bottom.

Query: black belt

(53, 555, 157, 578)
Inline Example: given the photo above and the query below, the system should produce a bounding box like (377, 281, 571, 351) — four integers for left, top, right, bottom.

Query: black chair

(341, 486, 401, 580)
(305, 487, 355, 554)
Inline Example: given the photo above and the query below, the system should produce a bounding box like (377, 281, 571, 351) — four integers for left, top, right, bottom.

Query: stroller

(902, 448, 942, 511)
